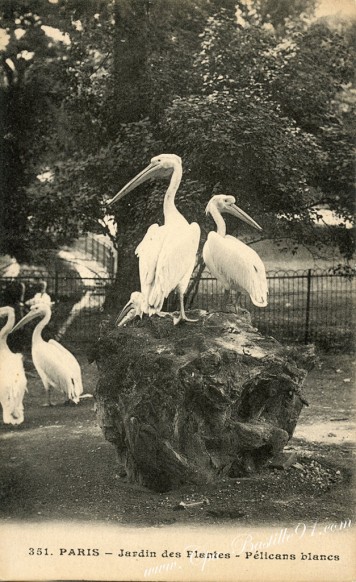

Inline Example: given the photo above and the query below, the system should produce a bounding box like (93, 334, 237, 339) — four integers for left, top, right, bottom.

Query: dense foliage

(0, 0, 354, 270)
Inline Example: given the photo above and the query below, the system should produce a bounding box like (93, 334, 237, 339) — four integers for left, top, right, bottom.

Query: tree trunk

(113, 0, 151, 123)
(94, 309, 314, 492)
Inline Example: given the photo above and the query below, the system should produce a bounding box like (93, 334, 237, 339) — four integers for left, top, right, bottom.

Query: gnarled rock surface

(94, 310, 314, 492)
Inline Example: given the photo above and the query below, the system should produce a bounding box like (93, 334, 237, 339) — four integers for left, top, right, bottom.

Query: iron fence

(184, 269, 355, 349)
(0, 273, 110, 345)
(0, 268, 354, 349)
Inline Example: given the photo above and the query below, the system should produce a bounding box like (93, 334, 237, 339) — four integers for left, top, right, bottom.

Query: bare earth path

(0, 350, 354, 527)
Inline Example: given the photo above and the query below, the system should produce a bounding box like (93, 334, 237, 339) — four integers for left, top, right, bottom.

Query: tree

(0, 0, 115, 259)
(161, 6, 355, 257)
(1, 0, 354, 283)
(0, 2, 56, 260)
(11, 0, 217, 300)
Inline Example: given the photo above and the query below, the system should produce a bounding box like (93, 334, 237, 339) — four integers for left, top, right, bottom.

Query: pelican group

(107, 154, 200, 325)
(203, 195, 268, 308)
(0, 306, 27, 425)
(11, 304, 83, 405)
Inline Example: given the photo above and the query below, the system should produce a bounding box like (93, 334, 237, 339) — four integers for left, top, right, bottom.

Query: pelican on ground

(0, 307, 27, 425)
(107, 154, 200, 325)
(11, 304, 83, 405)
(203, 195, 268, 309)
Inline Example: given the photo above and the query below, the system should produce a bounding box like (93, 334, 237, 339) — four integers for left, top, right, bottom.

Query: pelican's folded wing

(207, 233, 268, 307)
(149, 222, 201, 310)
(135, 224, 167, 300)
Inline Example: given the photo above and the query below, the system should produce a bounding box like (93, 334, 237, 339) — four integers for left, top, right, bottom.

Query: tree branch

(186, 254, 205, 308)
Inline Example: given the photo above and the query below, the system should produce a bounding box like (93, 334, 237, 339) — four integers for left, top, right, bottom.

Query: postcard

(0, 0, 355, 580)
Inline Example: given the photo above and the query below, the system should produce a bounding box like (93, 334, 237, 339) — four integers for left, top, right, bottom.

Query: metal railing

(0, 268, 354, 349)
(183, 268, 355, 348)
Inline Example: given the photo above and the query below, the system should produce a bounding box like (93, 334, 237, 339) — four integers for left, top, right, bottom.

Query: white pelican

(203, 195, 268, 309)
(25, 280, 53, 308)
(11, 304, 83, 405)
(107, 154, 200, 325)
(0, 307, 27, 425)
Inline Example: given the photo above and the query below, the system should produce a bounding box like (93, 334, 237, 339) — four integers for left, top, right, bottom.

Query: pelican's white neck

(0, 309, 15, 342)
(209, 204, 227, 237)
(163, 162, 184, 223)
(33, 310, 51, 343)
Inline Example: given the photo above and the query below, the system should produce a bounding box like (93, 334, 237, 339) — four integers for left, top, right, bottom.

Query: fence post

(304, 269, 312, 344)
(54, 268, 59, 303)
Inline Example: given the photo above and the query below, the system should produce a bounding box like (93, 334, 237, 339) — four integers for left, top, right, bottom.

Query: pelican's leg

(40, 375, 54, 406)
(223, 289, 231, 309)
(173, 292, 198, 325)
(223, 289, 242, 314)
(45, 388, 53, 407)
(234, 292, 250, 317)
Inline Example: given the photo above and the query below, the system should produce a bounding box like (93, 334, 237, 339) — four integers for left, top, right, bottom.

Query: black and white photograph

(0, 0, 355, 580)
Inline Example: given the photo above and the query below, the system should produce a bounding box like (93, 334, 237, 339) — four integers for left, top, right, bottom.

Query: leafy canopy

(0, 0, 354, 267)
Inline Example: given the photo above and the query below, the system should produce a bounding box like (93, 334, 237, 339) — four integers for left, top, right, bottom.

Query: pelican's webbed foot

(173, 314, 199, 326)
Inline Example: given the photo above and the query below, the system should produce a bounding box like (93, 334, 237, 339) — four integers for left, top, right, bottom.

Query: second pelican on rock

(203, 195, 268, 310)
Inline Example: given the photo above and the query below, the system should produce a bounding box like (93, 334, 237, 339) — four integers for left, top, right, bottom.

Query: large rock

(94, 310, 314, 492)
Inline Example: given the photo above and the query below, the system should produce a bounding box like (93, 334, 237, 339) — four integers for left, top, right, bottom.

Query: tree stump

(94, 310, 314, 492)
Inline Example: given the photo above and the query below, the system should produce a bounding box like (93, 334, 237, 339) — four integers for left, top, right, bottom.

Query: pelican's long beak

(10, 310, 38, 334)
(225, 204, 262, 231)
(107, 162, 161, 207)
(115, 300, 138, 327)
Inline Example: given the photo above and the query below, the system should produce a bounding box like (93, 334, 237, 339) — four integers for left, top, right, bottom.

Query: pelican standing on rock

(11, 304, 83, 405)
(0, 307, 27, 425)
(107, 154, 200, 325)
(203, 195, 268, 309)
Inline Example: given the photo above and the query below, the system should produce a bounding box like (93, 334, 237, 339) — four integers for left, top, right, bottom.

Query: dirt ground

(0, 348, 354, 527)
